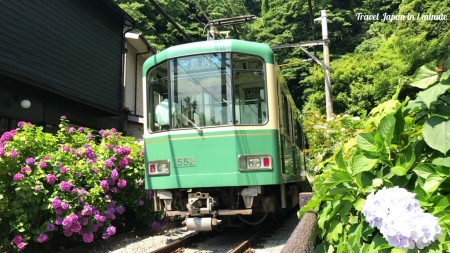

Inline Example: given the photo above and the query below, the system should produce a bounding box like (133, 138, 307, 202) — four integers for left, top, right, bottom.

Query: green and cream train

(143, 39, 307, 231)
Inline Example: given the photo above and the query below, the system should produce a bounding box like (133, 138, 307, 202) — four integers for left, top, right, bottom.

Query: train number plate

(176, 157, 196, 167)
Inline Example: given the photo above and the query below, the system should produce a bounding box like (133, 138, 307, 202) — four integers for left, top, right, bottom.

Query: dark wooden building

(0, 0, 135, 133)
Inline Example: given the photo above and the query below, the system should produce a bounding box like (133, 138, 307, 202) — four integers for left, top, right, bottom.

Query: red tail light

(263, 157, 270, 167)
(149, 164, 156, 173)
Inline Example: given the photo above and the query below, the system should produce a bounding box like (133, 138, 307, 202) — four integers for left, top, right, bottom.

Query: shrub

(302, 110, 364, 176)
(0, 117, 155, 252)
(300, 60, 450, 252)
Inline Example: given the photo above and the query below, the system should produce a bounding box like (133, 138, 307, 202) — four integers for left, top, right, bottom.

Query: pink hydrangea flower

(83, 232, 94, 243)
(59, 181, 72, 192)
(117, 179, 126, 188)
(13, 173, 24, 181)
(39, 161, 47, 169)
(9, 150, 18, 158)
(37, 233, 48, 243)
(46, 174, 56, 184)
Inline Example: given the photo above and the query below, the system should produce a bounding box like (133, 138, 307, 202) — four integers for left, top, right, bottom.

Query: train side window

(283, 96, 290, 137)
(233, 54, 267, 125)
(147, 61, 168, 132)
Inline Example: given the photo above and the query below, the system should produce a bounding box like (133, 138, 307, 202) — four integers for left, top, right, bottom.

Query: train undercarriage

(154, 183, 300, 231)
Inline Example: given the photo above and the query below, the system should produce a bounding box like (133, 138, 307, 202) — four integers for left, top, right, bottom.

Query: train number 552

(176, 157, 196, 167)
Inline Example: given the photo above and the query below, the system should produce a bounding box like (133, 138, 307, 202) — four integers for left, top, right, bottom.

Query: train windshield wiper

(177, 112, 203, 133)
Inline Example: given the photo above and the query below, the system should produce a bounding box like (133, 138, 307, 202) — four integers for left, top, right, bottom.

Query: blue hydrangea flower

(362, 187, 441, 250)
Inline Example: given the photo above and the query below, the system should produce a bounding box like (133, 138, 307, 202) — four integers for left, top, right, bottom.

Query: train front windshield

(147, 53, 268, 132)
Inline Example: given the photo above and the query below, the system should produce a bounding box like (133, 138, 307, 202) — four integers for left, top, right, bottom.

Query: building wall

(0, 0, 130, 131)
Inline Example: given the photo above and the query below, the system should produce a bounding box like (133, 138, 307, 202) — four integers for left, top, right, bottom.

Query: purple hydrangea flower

(47, 223, 55, 231)
(104, 160, 113, 167)
(37, 233, 48, 243)
(12, 235, 22, 244)
(79, 188, 88, 196)
(39, 161, 47, 169)
(34, 185, 41, 191)
(82, 232, 94, 243)
(81, 205, 93, 216)
(110, 168, 119, 181)
(101, 226, 116, 240)
(0, 132, 13, 142)
(52, 196, 62, 209)
(61, 203, 69, 210)
(0, 148, 4, 157)
(13, 173, 24, 181)
(118, 157, 129, 168)
(100, 180, 109, 192)
(116, 206, 125, 214)
(151, 221, 161, 230)
(9, 150, 18, 158)
(46, 174, 56, 184)
(59, 181, 72, 192)
(60, 167, 67, 174)
(25, 157, 35, 165)
(20, 166, 31, 173)
(117, 179, 126, 188)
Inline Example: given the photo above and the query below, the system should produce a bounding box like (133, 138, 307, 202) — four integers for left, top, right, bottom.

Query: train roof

(143, 39, 274, 73)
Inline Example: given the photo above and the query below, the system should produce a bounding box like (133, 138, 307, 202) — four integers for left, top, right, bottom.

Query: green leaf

(391, 165, 409, 176)
(324, 171, 353, 186)
(413, 163, 436, 179)
(348, 223, 363, 248)
(433, 157, 450, 168)
(354, 198, 365, 211)
(409, 65, 439, 89)
(377, 114, 396, 148)
(356, 133, 378, 152)
(423, 116, 450, 154)
(441, 69, 450, 82)
(335, 149, 347, 170)
(352, 154, 379, 175)
(326, 220, 343, 243)
(423, 174, 445, 193)
(417, 82, 450, 108)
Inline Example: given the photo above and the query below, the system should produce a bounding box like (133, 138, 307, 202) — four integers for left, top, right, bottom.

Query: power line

(192, 0, 210, 22)
(147, 0, 194, 42)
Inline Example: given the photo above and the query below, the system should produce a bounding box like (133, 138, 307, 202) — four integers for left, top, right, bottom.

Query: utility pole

(315, 10, 333, 119)
(272, 10, 334, 120)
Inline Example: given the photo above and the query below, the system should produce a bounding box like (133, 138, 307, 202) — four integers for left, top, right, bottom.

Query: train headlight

(148, 160, 170, 176)
(248, 158, 261, 168)
(238, 155, 272, 171)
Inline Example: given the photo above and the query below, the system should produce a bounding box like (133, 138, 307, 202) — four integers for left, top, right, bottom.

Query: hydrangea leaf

(417, 82, 450, 108)
(326, 220, 343, 243)
(351, 154, 379, 175)
(356, 133, 378, 152)
(347, 222, 363, 249)
(324, 171, 353, 186)
(335, 149, 347, 170)
(409, 65, 439, 89)
(432, 157, 450, 168)
(377, 114, 396, 149)
(423, 116, 450, 154)
(423, 175, 445, 193)
(413, 163, 436, 179)
(391, 165, 409, 176)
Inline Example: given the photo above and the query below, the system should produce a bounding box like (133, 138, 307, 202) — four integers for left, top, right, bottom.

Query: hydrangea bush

(300, 60, 450, 252)
(0, 117, 158, 252)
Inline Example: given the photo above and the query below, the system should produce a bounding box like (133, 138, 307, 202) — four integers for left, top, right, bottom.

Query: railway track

(150, 210, 300, 253)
